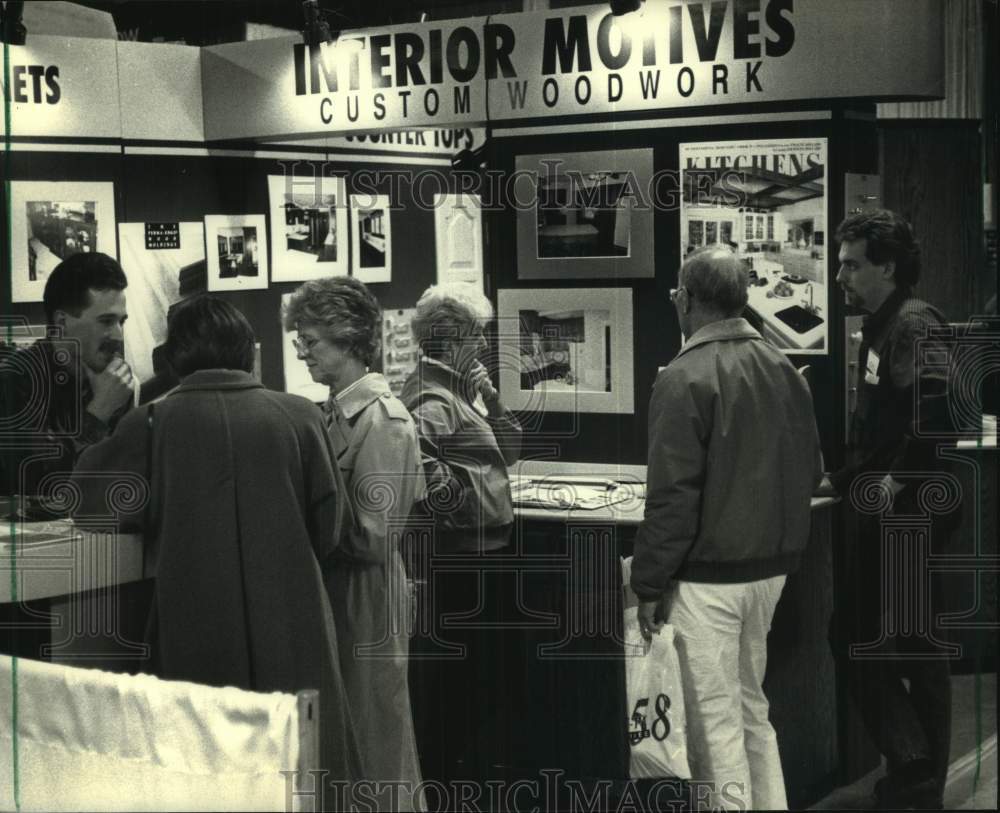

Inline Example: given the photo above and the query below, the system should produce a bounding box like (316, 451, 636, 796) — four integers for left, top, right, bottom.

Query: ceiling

(61, 0, 601, 44)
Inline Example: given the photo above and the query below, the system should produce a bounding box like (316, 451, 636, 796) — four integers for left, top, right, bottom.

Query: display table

(3, 475, 841, 805)
(507, 461, 839, 808)
(0, 520, 150, 669)
(1, 520, 144, 603)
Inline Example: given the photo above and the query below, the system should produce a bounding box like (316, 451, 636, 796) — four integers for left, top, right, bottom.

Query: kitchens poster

(679, 138, 829, 355)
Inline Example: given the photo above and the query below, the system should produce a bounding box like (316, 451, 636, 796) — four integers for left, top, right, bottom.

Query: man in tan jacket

(632, 246, 823, 811)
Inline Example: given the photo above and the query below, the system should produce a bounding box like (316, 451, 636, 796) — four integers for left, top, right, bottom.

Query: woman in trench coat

(284, 277, 424, 811)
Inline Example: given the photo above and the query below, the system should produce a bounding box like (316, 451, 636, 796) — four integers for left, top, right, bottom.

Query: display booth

(3, 1, 995, 809)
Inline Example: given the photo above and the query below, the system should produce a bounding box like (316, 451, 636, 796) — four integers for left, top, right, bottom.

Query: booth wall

(490, 112, 881, 466)
(1, 150, 455, 395)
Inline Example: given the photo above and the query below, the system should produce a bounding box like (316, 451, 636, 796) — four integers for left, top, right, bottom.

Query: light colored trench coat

(324, 372, 425, 810)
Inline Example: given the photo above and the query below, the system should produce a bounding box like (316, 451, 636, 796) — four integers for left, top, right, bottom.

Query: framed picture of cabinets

(205, 214, 268, 291)
(268, 174, 348, 282)
(10, 181, 117, 303)
(514, 148, 654, 279)
(680, 138, 829, 355)
(497, 287, 635, 415)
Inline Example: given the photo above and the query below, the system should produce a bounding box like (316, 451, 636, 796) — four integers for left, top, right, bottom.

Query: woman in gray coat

(72, 296, 361, 790)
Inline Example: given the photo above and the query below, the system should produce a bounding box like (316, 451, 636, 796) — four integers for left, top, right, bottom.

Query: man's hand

(470, 361, 502, 414)
(637, 599, 665, 641)
(86, 357, 134, 423)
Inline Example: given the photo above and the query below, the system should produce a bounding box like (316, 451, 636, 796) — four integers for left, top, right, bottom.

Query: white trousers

(668, 576, 788, 811)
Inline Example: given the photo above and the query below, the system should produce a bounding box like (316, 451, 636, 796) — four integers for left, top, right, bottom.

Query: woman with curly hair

(284, 276, 424, 810)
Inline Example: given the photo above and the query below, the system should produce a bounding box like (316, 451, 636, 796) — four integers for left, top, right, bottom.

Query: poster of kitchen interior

(205, 214, 268, 291)
(281, 293, 329, 405)
(118, 222, 206, 399)
(267, 175, 348, 282)
(382, 309, 418, 396)
(514, 148, 654, 280)
(10, 181, 117, 303)
(350, 195, 392, 283)
(680, 138, 829, 355)
(497, 288, 634, 415)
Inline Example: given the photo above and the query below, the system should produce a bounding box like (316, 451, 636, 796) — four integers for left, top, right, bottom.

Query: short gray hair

(680, 246, 748, 316)
(411, 283, 493, 359)
(282, 276, 382, 367)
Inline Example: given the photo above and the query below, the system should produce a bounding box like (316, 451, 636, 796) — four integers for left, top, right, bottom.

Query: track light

(301, 0, 334, 46)
(2, 1, 27, 46)
(609, 0, 643, 16)
(451, 143, 488, 172)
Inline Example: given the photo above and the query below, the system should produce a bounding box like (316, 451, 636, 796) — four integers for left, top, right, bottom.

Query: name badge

(864, 348, 881, 385)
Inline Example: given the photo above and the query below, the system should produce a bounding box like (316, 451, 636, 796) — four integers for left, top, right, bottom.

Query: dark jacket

(400, 358, 521, 551)
(831, 289, 951, 494)
(631, 319, 823, 600)
(0, 339, 130, 498)
(71, 369, 362, 782)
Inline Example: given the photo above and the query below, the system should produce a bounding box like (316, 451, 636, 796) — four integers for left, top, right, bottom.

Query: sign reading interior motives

(202, 0, 941, 139)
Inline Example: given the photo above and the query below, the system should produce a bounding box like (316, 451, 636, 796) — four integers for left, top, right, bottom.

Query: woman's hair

(164, 295, 256, 377)
(411, 283, 493, 360)
(282, 277, 382, 367)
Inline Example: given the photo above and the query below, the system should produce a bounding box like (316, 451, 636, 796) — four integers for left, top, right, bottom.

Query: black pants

(831, 506, 956, 795)
(408, 544, 518, 787)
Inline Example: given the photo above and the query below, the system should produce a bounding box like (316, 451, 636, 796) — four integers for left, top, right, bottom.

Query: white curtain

(1, 656, 303, 812)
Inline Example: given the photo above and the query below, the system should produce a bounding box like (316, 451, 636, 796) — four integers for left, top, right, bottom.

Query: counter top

(515, 494, 838, 524)
(511, 460, 838, 524)
(746, 271, 825, 351)
(1, 520, 144, 604)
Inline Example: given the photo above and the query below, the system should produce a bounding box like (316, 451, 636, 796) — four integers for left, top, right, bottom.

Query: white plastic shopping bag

(622, 557, 691, 780)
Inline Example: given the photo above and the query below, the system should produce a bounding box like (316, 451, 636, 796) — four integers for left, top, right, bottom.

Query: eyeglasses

(292, 335, 320, 354)
(669, 286, 687, 303)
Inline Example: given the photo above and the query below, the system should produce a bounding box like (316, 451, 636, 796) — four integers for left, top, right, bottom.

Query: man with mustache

(820, 210, 956, 810)
(1, 252, 135, 501)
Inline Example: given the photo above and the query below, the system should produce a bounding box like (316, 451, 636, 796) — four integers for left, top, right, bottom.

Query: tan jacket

(325, 372, 425, 564)
(631, 319, 823, 600)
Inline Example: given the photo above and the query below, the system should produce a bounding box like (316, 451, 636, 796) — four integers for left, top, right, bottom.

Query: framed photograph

(350, 195, 392, 283)
(515, 149, 653, 280)
(497, 288, 634, 415)
(205, 215, 268, 291)
(267, 175, 348, 282)
(680, 138, 829, 355)
(281, 293, 329, 404)
(10, 181, 117, 303)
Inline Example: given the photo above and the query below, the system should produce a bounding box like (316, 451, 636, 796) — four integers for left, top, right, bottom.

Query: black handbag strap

(143, 403, 154, 572)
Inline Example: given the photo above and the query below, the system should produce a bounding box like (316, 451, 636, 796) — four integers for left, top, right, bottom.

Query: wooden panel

(434, 193, 484, 287)
(880, 122, 987, 320)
